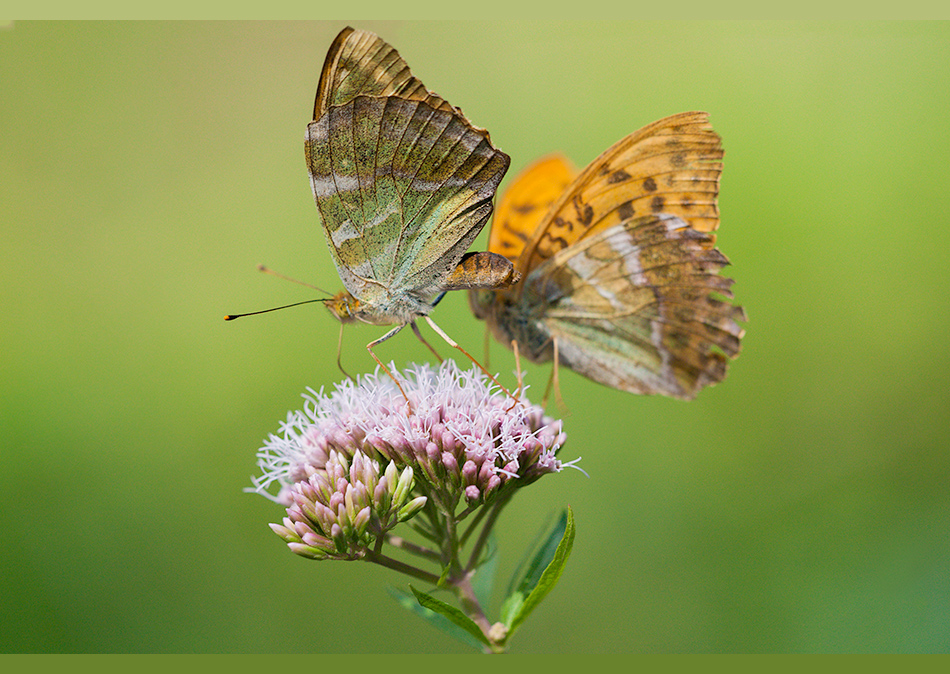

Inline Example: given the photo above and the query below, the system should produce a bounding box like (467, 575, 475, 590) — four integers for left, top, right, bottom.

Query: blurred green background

(2, 21, 948, 653)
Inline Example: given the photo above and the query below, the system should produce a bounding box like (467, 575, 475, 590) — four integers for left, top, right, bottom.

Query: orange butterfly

(470, 112, 746, 400)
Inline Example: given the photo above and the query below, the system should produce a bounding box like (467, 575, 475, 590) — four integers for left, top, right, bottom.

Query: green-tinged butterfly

(305, 27, 517, 391)
(469, 112, 746, 400)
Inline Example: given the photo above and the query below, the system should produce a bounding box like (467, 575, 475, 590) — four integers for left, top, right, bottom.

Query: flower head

(268, 449, 426, 560)
(249, 361, 572, 559)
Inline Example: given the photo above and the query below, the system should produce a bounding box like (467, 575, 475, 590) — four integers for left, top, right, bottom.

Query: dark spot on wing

(667, 330, 690, 349)
(643, 177, 657, 192)
(573, 196, 593, 226)
(581, 204, 593, 225)
(502, 221, 531, 242)
(608, 169, 632, 184)
(618, 200, 635, 220)
(651, 196, 665, 212)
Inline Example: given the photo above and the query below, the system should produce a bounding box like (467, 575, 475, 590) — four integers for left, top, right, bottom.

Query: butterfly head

(468, 288, 495, 321)
(469, 288, 553, 363)
(468, 288, 514, 349)
(324, 290, 363, 324)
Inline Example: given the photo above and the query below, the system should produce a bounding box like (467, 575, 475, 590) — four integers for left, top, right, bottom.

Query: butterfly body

(328, 249, 516, 327)
(471, 113, 746, 400)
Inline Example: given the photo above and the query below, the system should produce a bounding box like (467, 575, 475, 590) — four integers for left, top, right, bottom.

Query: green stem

(364, 550, 442, 586)
(465, 493, 512, 573)
(452, 573, 498, 651)
(459, 502, 490, 546)
(442, 502, 460, 569)
(384, 534, 441, 562)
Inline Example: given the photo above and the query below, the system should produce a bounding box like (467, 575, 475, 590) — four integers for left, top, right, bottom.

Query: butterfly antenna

(226, 264, 337, 320)
(256, 264, 332, 295)
(224, 298, 329, 321)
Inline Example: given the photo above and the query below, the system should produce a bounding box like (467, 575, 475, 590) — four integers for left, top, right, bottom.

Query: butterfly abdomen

(441, 251, 518, 292)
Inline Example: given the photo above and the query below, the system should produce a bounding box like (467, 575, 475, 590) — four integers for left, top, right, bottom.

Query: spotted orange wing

(514, 111, 723, 279)
(488, 155, 577, 263)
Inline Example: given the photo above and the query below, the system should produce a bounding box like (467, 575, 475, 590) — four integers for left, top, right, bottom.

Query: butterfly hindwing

(524, 214, 745, 398)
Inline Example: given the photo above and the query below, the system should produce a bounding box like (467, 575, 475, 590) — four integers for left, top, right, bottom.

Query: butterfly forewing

(488, 155, 578, 262)
(516, 112, 723, 278)
(315, 27, 478, 135)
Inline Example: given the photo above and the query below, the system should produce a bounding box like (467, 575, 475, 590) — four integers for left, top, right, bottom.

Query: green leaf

(387, 586, 485, 650)
(409, 585, 491, 647)
(498, 592, 524, 628)
(507, 510, 568, 597)
(504, 506, 575, 639)
(500, 509, 568, 626)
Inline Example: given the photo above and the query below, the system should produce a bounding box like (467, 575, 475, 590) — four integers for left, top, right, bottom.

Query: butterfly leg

(422, 315, 518, 404)
(512, 339, 524, 398)
(541, 337, 568, 413)
(410, 320, 444, 363)
(336, 322, 354, 381)
(366, 323, 412, 407)
(506, 339, 525, 412)
(542, 367, 554, 407)
(552, 337, 567, 412)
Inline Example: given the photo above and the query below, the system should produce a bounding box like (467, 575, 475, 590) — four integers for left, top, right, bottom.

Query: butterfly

(305, 27, 517, 392)
(469, 112, 746, 400)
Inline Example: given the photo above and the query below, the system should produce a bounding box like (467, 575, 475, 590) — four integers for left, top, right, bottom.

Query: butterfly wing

(515, 112, 723, 280)
(314, 27, 483, 135)
(487, 154, 577, 262)
(305, 95, 510, 316)
(522, 213, 745, 398)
